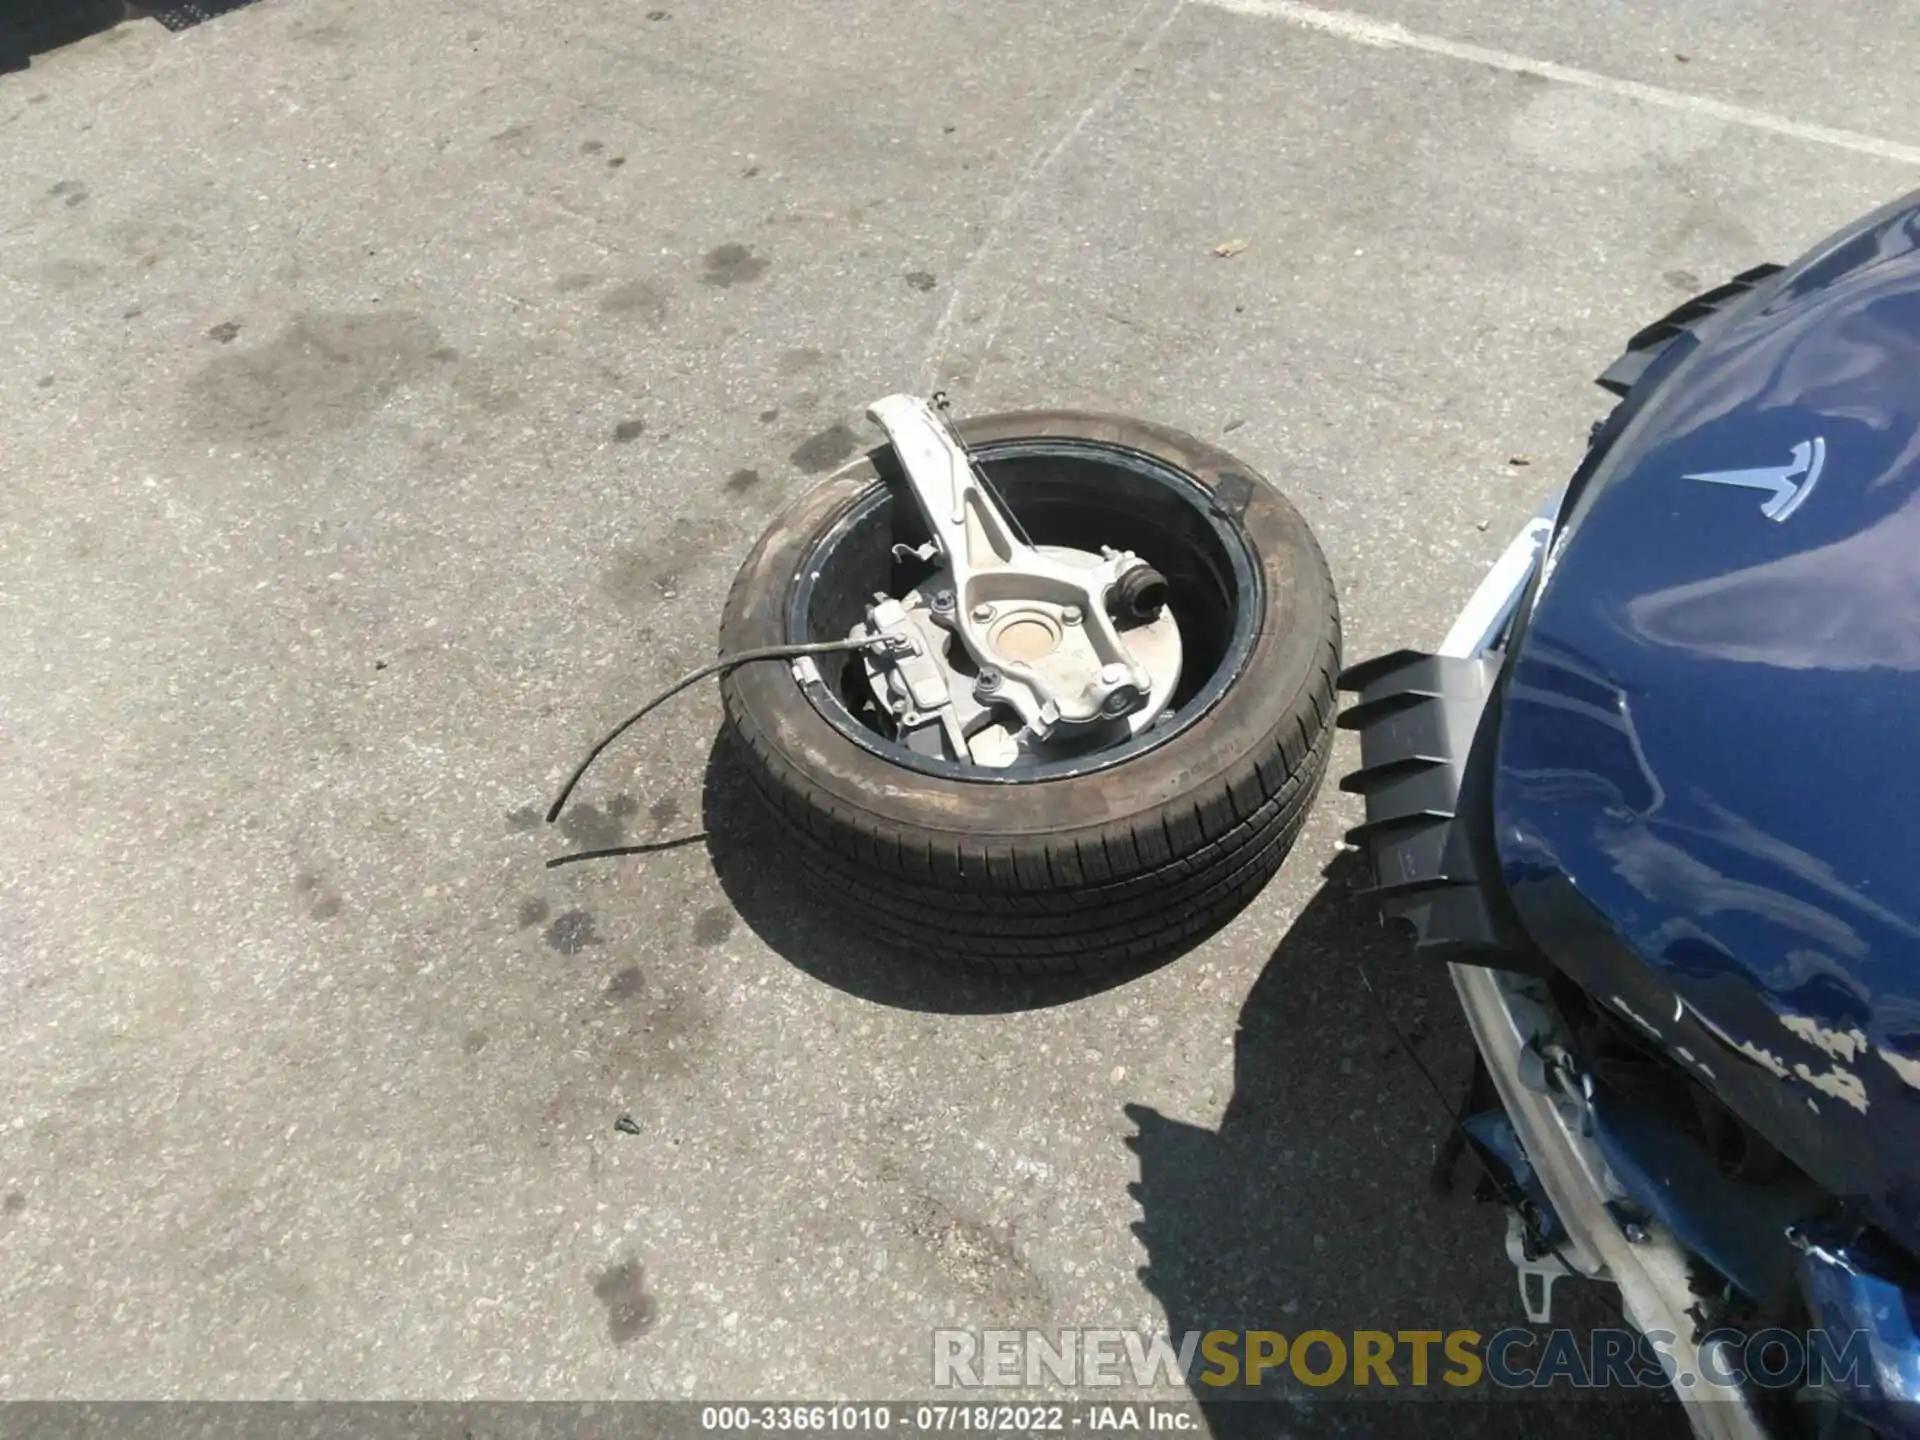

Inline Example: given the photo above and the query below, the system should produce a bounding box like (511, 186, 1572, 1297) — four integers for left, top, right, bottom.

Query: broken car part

(849, 395, 1178, 765)
(1341, 191, 1920, 1438)
(719, 406, 1338, 974)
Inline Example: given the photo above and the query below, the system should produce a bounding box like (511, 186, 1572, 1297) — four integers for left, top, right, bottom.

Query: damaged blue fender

(1495, 192, 1920, 1259)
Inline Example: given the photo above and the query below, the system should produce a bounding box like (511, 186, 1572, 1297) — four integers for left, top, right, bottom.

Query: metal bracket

(866, 394, 1157, 738)
(1505, 1211, 1573, 1324)
(857, 598, 969, 758)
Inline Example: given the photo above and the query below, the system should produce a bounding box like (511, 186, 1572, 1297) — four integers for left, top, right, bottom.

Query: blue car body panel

(1797, 1224, 1920, 1426)
(1494, 193, 1920, 1259)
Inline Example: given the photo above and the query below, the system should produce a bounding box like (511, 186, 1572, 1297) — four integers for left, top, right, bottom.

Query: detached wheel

(719, 410, 1339, 974)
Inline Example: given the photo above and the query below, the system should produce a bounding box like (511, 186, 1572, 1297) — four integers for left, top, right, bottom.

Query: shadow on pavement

(1124, 856, 1688, 1437)
(1, 1, 264, 73)
(1, 0, 126, 70)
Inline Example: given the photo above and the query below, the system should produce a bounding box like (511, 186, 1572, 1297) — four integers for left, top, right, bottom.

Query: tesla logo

(1684, 437, 1826, 522)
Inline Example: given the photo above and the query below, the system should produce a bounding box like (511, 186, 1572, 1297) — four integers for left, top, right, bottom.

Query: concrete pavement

(0, 0, 1912, 1419)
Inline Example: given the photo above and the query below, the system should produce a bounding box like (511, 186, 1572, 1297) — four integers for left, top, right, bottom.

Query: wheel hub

(848, 394, 1181, 744)
(856, 545, 1183, 768)
(843, 394, 1186, 769)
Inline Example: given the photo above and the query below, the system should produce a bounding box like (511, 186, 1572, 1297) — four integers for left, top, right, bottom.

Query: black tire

(719, 410, 1339, 974)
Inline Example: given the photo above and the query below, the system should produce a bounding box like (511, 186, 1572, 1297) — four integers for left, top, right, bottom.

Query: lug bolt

(1062, 605, 1083, 625)
(972, 603, 995, 623)
(1104, 691, 1133, 715)
(977, 669, 1001, 692)
(932, 589, 955, 611)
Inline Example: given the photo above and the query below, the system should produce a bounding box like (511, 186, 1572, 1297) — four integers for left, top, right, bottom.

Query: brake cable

(544, 636, 900, 826)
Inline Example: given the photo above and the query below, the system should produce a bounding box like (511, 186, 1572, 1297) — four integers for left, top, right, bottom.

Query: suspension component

(862, 393, 1162, 739)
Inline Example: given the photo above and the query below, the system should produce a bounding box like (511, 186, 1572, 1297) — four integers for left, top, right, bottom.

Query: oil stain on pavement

(545, 910, 601, 955)
(591, 1257, 657, 1344)
(187, 311, 442, 441)
(790, 423, 858, 473)
(699, 243, 768, 288)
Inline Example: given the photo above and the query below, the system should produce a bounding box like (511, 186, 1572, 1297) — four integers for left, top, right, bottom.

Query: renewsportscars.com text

(932, 1327, 1872, 1392)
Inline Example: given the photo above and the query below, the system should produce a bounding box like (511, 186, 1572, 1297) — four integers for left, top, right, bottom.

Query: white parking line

(924, 0, 1191, 385)
(1199, 0, 1920, 167)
